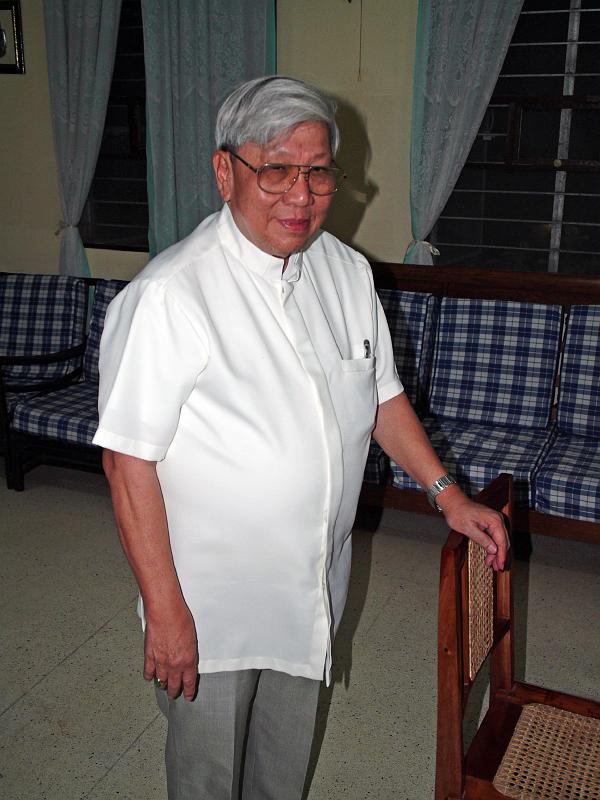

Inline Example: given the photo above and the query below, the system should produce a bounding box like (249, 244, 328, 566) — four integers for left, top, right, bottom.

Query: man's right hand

(144, 601, 199, 701)
(102, 450, 200, 702)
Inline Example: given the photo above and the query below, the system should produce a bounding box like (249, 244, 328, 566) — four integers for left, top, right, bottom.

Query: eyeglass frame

(222, 147, 346, 196)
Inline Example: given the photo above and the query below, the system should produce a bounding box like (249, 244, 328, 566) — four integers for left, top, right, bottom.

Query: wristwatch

(427, 473, 457, 512)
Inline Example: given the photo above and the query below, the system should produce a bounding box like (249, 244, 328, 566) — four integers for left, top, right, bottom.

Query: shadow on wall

(324, 98, 378, 260)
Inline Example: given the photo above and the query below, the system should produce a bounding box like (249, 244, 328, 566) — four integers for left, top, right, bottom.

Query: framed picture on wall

(0, 1, 25, 74)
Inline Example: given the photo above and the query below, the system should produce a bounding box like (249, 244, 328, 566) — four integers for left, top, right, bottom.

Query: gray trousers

(155, 669, 321, 800)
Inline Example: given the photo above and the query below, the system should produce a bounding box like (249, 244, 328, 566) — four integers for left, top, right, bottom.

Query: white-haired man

(94, 76, 508, 800)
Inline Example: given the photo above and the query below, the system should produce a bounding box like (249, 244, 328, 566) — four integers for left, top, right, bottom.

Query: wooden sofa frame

(360, 263, 600, 546)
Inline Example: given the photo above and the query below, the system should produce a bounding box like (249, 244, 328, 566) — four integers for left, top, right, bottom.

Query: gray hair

(215, 76, 340, 156)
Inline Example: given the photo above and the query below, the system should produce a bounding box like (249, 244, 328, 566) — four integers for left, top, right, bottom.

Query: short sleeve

(374, 294, 404, 405)
(92, 280, 208, 461)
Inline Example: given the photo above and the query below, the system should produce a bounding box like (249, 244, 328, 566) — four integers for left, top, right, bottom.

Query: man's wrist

(426, 473, 458, 512)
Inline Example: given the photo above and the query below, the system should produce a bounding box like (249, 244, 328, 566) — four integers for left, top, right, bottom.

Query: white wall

(0, 1, 147, 279)
(0, 0, 61, 275)
(0, 1, 417, 277)
(277, 0, 417, 261)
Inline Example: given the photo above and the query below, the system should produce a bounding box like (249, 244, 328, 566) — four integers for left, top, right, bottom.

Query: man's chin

(270, 229, 322, 258)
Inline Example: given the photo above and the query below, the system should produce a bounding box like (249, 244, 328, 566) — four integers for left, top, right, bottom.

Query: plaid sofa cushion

(84, 279, 128, 382)
(4, 391, 43, 415)
(390, 417, 556, 507)
(363, 440, 389, 486)
(0, 273, 86, 384)
(533, 433, 600, 522)
(428, 298, 561, 429)
(11, 382, 100, 446)
(377, 289, 438, 408)
(557, 305, 600, 438)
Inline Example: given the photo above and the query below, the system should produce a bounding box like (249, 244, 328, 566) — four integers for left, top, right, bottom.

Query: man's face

(212, 121, 335, 259)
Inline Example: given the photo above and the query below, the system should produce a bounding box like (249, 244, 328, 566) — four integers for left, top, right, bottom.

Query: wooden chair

(435, 473, 600, 800)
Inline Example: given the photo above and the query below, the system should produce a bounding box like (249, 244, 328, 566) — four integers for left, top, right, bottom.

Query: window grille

(432, 0, 600, 274)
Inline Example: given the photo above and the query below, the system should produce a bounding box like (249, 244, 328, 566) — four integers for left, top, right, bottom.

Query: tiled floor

(1, 466, 599, 799)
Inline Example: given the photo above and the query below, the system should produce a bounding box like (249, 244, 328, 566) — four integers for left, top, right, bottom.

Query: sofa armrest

(0, 341, 86, 399)
(0, 340, 86, 368)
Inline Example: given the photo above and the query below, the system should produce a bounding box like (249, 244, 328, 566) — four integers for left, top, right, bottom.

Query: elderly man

(93, 76, 507, 800)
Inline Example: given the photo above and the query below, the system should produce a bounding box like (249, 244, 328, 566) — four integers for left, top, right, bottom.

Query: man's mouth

(279, 218, 310, 232)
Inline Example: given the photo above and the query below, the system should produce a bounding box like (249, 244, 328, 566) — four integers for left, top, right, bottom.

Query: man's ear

(212, 150, 232, 202)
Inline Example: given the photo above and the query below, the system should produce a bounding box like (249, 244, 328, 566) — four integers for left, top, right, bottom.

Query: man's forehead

(255, 122, 332, 159)
(267, 143, 332, 160)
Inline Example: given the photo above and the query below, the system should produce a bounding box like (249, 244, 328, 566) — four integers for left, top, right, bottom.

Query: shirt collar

(217, 204, 303, 284)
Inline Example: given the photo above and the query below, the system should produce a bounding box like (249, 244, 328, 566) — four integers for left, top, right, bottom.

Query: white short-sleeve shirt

(93, 206, 403, 682)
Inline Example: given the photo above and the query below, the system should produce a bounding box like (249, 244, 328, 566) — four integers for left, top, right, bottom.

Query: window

(80, 0, 148, 251)
(432, 0, 600, 274)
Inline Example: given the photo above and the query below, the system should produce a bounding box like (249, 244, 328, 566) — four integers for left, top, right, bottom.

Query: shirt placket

(279, 278, 344, 682)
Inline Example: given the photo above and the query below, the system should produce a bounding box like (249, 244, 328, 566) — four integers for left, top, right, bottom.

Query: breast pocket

(336, 357, 377, 445)
(340, 357, 375, 374)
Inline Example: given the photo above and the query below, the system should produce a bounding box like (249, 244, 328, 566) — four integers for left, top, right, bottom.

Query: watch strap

(427, 473, 457, 512)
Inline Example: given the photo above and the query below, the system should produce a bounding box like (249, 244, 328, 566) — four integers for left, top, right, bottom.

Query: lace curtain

(44, 1, 122, 276)
(405, 0, 523, 265)
(142, 0, 276, 258)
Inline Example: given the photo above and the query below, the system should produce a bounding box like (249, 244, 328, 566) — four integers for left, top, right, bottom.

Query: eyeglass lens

(258, 164, 341, 195)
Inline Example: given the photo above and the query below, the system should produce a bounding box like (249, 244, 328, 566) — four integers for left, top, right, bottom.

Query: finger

(480, 537, 505, 571)
(182, 668, 198, 701)
(166, 672, 183, 700)
(143, 652, 156, 682)
(465, 521, 508, 572)
(486, 518, 509, 570)
(156, 674, 169, 691)
(470, 508, 509, 570)
(466, 525, 498, 556)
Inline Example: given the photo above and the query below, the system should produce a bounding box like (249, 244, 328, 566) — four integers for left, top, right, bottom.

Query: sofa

(0, 273, 88, 488)
(2, 266, 599, 545)
(1, 277, 127, 490)
(361, 264, 600, 545)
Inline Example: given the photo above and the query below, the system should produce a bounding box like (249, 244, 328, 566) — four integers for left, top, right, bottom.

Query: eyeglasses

(224, 148, 346, 196)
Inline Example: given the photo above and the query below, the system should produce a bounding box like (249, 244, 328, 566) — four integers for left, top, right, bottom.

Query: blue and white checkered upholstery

(557, 305, 600, 438)
(0, 273, 86, 384)
(533, 433, 600, 522)
(84, 279, 128, 382)
(377, 289, 438, 408)
(428, 298, 561, 429)
(11, 382, 100, 446)
(390, 417, 556, 507)
(9, 280, 127, 447)
(363, 290, 437, 487)
(363, 441, 388, 485)
(3, 391, 41, 416)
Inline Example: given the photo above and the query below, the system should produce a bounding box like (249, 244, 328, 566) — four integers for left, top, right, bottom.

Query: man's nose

(283, 170, 312, 204)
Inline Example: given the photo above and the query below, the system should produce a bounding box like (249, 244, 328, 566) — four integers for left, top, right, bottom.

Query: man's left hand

(437, 488, 509, 571)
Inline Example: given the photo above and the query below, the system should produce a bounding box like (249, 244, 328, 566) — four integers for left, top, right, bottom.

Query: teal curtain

(44, 0, 122, 276)
(405, 0, 523, 265)
(142, 0, 276, 258)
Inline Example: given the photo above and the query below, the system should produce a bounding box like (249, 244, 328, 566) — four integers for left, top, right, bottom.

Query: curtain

(142, 0, 276, 258)
(405, 0, 523, 265)
(44, 1, 122, 276)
